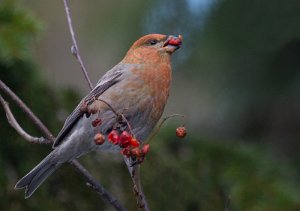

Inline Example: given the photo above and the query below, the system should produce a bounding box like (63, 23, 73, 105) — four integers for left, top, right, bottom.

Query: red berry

(120, 147, 131, 158)
(130, 138, 140, 147)
(94, 133, 105, 145)
(141, 144, 150, 154)
(168, 37, 182, 46)
(92, 118, 102, 127)
(119, 131, 132, 148)
(108, 130, 120, 145)
(176, 126, 187, 138)
(131, 147, 141, 157)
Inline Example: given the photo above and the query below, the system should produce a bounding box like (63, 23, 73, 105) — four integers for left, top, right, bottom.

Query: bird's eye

(149, 39, 158, 45)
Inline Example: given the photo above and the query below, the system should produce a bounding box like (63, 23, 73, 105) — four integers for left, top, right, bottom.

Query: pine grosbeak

(15, 34, 182, 198)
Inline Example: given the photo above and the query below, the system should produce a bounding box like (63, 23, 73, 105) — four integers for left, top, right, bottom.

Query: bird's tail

(15, 153, 61, 198)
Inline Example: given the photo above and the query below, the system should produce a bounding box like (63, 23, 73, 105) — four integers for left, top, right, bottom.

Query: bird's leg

(79, 100, 89, 116)
(80, 98, 99, 118)
(129, 157, 138, 167)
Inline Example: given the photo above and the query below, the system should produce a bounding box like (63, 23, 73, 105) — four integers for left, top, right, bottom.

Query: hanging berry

(108, 130, 120, 145)
(94, 133, 105, 145)
(176, 126, 187, 138)
(92, 118, 102, 127)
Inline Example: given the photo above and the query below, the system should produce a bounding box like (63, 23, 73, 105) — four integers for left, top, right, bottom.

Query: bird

(15, 33, 182, 198)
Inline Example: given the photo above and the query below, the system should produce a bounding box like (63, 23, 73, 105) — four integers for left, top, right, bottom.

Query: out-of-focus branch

(0, 80, 126, 211)
(124, 159, 150, 211)
(63, 0, 93, 90)
(70, 160, 127, 211)
(0, 79, 54, 140)
(0, 94, 52, 145)
(147, 114, 186, 143)
(224, 195, 231, 211)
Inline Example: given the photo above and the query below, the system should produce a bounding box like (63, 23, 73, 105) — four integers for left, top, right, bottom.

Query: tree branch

(124, 159, 150, 211)
(0, 80, 126, 211)
(63, 0, 94, 90)
(70, 160, 127, 211)
(0, 94, 52, 145)
(0, 79, 54, 140)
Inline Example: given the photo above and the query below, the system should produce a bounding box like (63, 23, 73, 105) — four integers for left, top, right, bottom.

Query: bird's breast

(92, 63, 172, 141)
(132, 63, 172, 121)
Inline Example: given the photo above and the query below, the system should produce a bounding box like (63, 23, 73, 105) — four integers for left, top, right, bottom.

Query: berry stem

(146, 114, 186, 143)
(96, 98, 135, 136)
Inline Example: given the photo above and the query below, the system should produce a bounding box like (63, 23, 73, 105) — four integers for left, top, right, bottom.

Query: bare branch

(124, 159, 150, 211)
(70, 160, 127, 211)
(0, 79, 54, 140)
(0, 94, 52, 145)
(63, 0, 94, 90)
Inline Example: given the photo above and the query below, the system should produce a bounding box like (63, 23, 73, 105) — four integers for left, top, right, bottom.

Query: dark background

(0, 0, 299, 210)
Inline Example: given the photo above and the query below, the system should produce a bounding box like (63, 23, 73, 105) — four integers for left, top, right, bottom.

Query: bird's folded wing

(53, 67, 124, 148)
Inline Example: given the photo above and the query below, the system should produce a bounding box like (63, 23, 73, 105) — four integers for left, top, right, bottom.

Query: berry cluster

(91, 114, 186, 163)
(108, 130, 150, 160)
(92, 116, 150, 162)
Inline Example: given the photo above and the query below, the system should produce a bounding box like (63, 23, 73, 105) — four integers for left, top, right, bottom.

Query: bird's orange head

(122, 34, 182, 64)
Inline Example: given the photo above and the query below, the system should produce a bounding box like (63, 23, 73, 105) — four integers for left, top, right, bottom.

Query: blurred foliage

(0, 0, 42, 64)
(146, 0, 300, 160)
(142, 129, 300, 211)
(1, 0, 300, 211)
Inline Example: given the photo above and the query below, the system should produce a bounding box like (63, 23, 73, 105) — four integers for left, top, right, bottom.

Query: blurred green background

(0, 0, 300, 210)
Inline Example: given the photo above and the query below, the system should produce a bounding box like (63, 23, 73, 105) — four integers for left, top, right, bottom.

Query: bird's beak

(163, 35, 183, 53)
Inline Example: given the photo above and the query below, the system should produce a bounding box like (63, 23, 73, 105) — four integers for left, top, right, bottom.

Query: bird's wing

(53, 64, 126, 148)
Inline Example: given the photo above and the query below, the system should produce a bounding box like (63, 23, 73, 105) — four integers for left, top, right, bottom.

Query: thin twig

(63, 0, 93, 90)
(124, 158, 150, 211)
(96, 98, 119, 116)
(0, 94, 52, 145)
(0, 80, 125, 211)
(147, 114, 186, 143)
(96, 98, 134, 136)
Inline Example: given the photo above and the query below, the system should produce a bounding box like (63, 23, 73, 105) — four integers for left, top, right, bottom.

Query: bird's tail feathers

(15, 154, 60, 199)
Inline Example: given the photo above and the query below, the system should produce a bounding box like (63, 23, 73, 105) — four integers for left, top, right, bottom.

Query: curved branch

(0, 79, 54, 140)
(0, 94, 52, 145)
